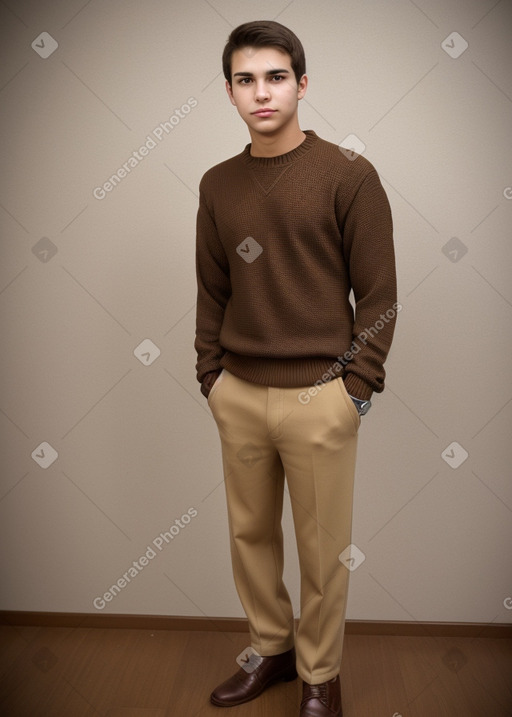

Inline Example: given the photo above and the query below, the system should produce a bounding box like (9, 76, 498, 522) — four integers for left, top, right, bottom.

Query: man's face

(226, 46, 307, 136)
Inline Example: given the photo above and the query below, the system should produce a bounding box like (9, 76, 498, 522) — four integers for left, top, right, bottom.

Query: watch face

(359, 401, 371, 415)
(350, 396, 372, 415)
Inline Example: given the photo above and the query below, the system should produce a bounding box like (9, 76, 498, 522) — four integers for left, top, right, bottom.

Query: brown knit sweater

(195, 130, 397, 401)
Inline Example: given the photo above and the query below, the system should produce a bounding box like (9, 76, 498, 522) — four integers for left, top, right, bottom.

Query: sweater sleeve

(194, 181, 231, 388)
(338, 167, 398, 400)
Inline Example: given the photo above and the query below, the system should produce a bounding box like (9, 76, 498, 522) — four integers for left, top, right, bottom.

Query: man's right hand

(201, 369, 222, 398)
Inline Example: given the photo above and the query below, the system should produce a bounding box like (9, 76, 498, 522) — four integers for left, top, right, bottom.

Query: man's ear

(225, 80, 237, 106)
(297, 74, 308, 100)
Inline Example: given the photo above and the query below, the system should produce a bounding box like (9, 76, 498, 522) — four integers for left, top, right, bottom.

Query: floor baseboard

(1, 611, 511, 638)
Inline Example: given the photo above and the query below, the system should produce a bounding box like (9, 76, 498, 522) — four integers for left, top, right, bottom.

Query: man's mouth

(252, 109, 277, 117)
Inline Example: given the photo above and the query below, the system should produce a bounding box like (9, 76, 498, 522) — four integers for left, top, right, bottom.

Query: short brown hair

(222, 20, 306, 86)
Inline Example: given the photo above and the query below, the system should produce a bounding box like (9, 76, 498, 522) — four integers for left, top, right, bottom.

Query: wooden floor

(0, 625, 511, 716)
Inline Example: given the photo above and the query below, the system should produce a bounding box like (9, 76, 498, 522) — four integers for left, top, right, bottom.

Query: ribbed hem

(342, 373, 374, 400)
(220, 352, 345, 389)
(220, 353, 375, 399)
(241, 130, 318, 168)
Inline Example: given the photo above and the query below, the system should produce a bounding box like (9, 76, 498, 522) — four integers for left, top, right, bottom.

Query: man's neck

(249, 126, 306, 158)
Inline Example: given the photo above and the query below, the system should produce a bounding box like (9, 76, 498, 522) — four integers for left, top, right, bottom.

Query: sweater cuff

(343, 373, 373, 401)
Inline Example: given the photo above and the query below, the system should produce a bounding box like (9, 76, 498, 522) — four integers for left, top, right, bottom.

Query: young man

(195, 20, 397, 717)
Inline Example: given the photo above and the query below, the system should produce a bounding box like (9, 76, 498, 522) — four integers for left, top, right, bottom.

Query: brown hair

(222, 20, 306, 86)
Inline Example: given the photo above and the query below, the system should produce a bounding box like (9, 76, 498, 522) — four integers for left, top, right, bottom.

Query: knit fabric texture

(195, 130, 397, 400)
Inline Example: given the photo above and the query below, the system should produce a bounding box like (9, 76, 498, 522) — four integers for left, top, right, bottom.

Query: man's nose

(254, 80, 270, 101)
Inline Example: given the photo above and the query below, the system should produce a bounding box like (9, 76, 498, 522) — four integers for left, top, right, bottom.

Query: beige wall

(1, 0, 511, 625)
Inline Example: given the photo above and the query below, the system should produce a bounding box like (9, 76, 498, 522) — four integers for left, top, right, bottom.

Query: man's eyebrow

(233, 69, 290, 77)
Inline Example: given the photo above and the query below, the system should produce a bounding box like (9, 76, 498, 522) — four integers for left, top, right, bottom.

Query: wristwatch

(349, 395, 372, 416)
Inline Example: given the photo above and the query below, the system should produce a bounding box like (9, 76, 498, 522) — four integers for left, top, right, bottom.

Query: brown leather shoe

(210, 647, 297, 707)
(300, 675, 343, 716)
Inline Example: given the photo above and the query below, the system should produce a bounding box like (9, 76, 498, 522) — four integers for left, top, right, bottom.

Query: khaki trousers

(208, 369, 360, 684)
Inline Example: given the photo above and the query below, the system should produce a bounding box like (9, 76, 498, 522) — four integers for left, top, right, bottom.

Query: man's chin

(245, 117, 285, 136)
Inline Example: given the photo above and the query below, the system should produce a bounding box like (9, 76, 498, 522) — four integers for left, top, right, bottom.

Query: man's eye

(272, 75, 284, 81)
(239, 78, 252, 84)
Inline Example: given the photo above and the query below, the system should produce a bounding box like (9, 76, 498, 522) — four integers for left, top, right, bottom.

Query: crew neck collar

(241, 130, 318, 168)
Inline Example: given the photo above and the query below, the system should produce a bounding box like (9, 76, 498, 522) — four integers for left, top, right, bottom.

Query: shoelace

(305, 682, 328, 702)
